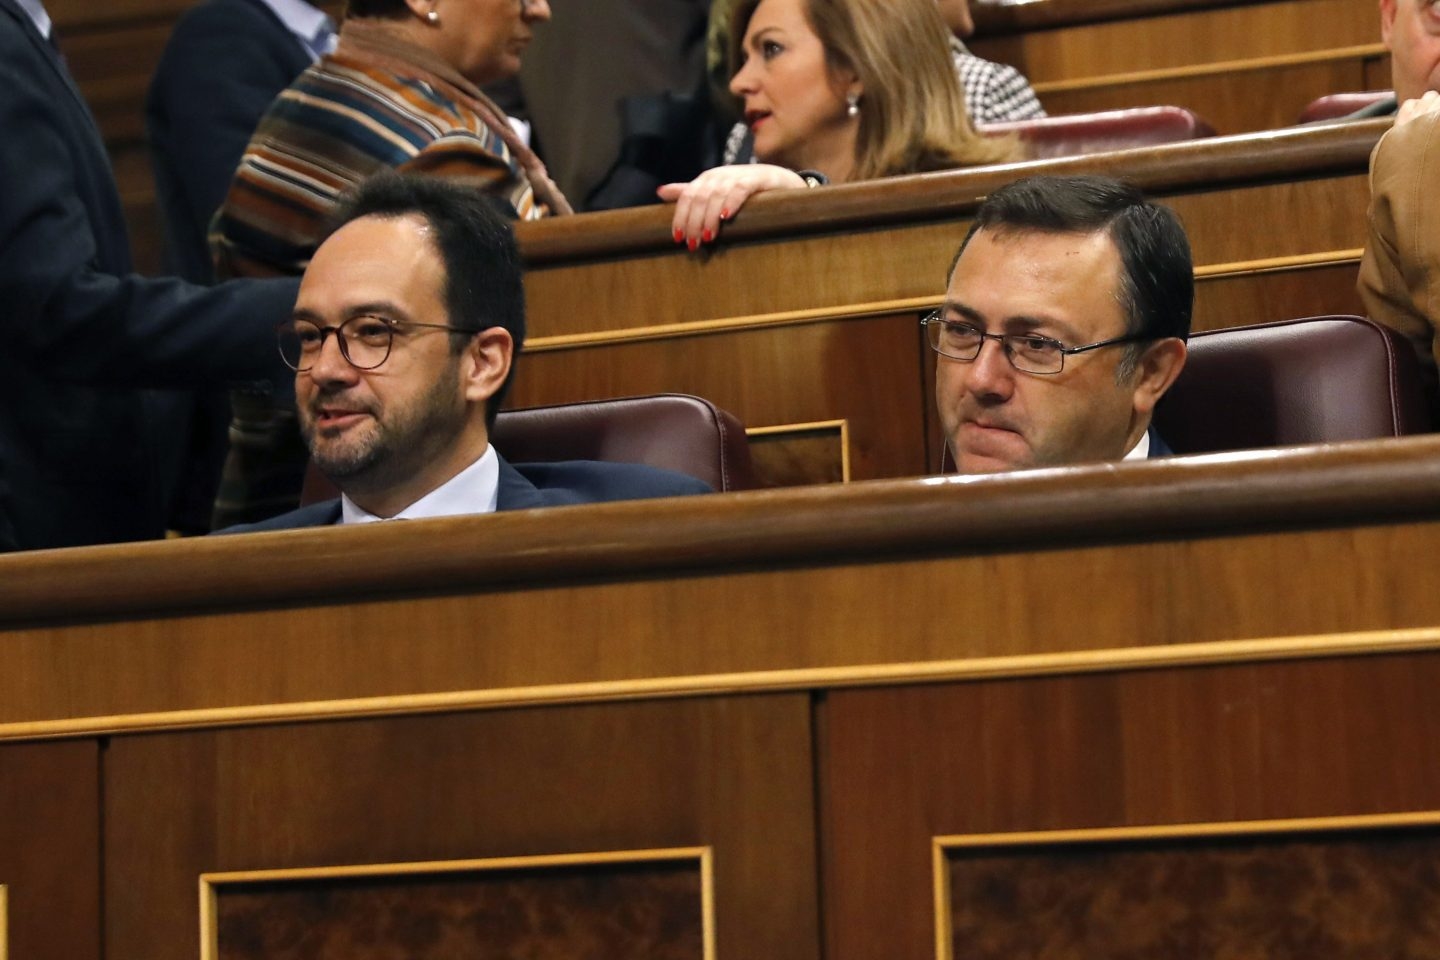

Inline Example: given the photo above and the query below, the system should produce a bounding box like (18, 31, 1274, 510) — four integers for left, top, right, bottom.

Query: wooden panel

(1037, 58, 1382, 135)
(970, 0, 1378, 83)
(104, 696, 818, 960)
(942, 825, 1440, 958)
(7, 439, 1440, 733)
(511, 313, 930, 481)
(0, 741, 101, 960)
(820, 652, 1440, 959)
(1194, 260, 1364, 332)
(210, 855, 706, 960)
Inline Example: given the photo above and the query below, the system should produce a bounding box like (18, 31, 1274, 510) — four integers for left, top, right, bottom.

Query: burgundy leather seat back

(982, 106, 1216, 160)
(300, 393, 756, 505)
(1298, 91, 1391, 124)
(489, 394, 756, 491)
(1153, 316, 1432, 455)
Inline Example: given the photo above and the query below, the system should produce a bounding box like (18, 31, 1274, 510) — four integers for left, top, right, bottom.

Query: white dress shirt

(340, 444, 501, 524)
(1124, 430, 1151, 461)
(13, 0, 52, 40)
(256, 0, 337, 60)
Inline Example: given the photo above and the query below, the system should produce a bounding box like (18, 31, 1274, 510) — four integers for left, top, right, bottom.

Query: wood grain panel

(821, 652, 1440, 959)
(1193, 260, 1364, 332)
(510, 313, 930, 481)
(8, 439, 1440, 733)
(1037, 58, 1382, 135)
(972, 0, 1281, 34)
(0, 741, 100, 960)
(969, 0, 1378, 83)
(104, 696, 817, 960)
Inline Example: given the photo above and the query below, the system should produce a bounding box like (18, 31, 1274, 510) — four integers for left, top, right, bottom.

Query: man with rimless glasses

(223, 174, 708, 532)
(924, 175, 1191, 474)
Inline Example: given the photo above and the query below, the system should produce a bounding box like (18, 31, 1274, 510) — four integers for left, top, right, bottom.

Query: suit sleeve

(0, 22, 298, 390)
(1358, 113, 1440, 385)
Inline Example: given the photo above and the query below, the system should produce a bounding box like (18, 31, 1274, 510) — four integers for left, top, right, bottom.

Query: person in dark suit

(145, 0, 334, 533)
(223, 174, 709, 534)
(146, 0, 333, 285)
(0, 0, 299, 552)
(925, 175, 1190, 473)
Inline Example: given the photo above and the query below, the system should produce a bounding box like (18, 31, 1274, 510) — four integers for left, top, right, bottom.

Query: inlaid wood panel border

(1031, 44, 1388, 94)
(9, 626, 1440, 742)
(748, 420, 852, 484)
(521, 251, 1363, 352)
(0, 885, 7, 960)
(930, 811, 1440, 960)
(199, 847, 715, 960)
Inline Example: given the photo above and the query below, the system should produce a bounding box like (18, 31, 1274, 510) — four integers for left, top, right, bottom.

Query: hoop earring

(425, 9, 439, 22)
(846, 92, 860, 118)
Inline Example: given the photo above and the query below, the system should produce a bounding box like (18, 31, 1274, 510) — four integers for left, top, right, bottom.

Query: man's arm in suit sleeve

(0, 24, 299, 390)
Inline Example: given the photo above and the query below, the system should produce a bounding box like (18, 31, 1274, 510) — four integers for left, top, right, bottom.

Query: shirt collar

(1123, 430, 1151, 461)
(13, 0, 52, 39)
(254, 0, 336, 56)
(340, 445, 500, 524)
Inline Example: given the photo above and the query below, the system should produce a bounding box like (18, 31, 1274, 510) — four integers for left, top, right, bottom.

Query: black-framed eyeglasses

(278, 315, 478, 372)
(920, 311, 1149, 376)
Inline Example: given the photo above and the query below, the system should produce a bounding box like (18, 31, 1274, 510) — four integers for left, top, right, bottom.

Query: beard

(300, 358, 466, 495)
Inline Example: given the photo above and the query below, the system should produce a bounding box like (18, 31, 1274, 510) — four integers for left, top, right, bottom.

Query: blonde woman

(663, 0, 1014, 248)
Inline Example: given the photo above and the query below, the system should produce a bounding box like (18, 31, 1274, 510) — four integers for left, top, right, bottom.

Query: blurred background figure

(209, 0, 571, 529)
(145, 0, 337, 534)
(664, 0, 1016, 246)
(935, 0, 1044, 124)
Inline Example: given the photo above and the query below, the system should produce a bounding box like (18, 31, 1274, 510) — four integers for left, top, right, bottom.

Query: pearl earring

(846, 92, 860, 117)
(426, 9, 439, 22)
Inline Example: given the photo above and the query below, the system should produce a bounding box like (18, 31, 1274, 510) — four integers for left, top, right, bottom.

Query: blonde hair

(729, 0, 1015, 180)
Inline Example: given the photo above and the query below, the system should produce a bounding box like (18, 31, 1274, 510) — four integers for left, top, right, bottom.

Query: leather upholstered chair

(1297, 91, 1392, 124)
(982, 107, 1216, 160)
(300, 393, 757, 505)
(1153, 316, 1432, 455)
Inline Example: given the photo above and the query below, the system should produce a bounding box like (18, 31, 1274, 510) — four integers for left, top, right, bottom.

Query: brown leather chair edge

(301, 393, 757, 506)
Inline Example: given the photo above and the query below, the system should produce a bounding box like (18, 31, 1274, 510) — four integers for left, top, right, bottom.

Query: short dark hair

(949, 175, 1193, 360)
(343, 0, 409, 20)
(328, 173, 525, 426)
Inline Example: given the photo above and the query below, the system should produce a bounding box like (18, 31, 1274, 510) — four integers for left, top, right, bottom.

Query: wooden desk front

(5, 438, 1440, 958)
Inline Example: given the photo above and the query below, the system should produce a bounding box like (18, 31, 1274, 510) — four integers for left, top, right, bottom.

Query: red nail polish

(702, 228, 713, 243)
(673, 229, 683, 243)
(687, 237, 698, 251)
(720, 208, 730, 220)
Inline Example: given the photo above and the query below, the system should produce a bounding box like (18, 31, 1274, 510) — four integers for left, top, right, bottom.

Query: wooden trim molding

(1031, 44, 1388, 94)
(5, 434, 1439, 627)
(199, 847, 715, 960)
(6, 625, 1440, 742)
(747, 419, 852, 484)
(931, 811, 1440, 960)
(0, 885, 7, 960)
(519, 253, 1362, 352)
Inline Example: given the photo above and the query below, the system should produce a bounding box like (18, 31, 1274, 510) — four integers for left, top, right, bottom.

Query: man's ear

(1380, 0, 1397, 46)
(1129, 338, 1187, 417)
(461, 327, 513, 404)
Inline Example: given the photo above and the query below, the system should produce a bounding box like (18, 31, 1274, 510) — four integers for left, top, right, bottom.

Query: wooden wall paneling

(970, 0, 1378, 84)
(0, 740, 101, 960)
(1035, 58, 1379, 135)
(104, 696, 819, 960)
(8, 440, 1440, 733)
(820, 651, 1440, 959)
(511, 312, 932, 481)
(1193, 259, 1365, 333)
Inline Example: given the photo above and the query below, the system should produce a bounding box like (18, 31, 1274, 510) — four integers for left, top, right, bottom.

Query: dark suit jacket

(146, 0, 314, 283)
(221, 456, 714, 532)
(1148, 428, 1174, 458)
(0, 0, 299, 551)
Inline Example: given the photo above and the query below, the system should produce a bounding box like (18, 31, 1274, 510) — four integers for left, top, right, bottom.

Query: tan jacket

(1359, 112, 1440, 390)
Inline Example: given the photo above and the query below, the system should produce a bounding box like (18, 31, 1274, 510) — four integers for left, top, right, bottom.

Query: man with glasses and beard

(224, 174, 709, 531)
(926, 175, 1191, 473)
